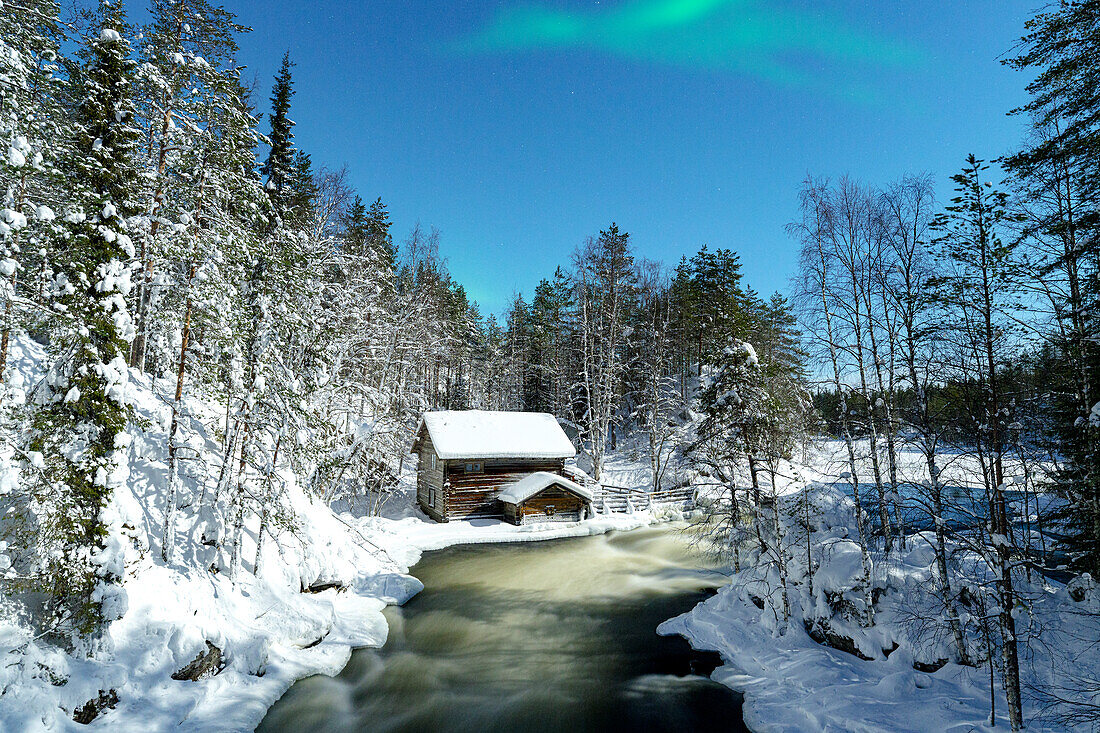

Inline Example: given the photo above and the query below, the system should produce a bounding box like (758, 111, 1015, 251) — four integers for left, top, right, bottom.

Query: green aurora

(458, 0, 921, 91)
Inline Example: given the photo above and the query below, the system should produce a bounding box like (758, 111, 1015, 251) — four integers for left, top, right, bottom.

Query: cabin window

(464, 461, 483, 474)
(429, 487, 437, 507)
(430, 453, 436, 470)
(544, 504, 556, 517)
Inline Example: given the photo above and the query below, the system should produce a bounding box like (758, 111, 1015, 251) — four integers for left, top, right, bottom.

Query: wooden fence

(588, 482, 696, 515)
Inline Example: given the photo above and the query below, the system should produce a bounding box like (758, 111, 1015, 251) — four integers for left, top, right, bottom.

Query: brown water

(257, 524, 746, 732)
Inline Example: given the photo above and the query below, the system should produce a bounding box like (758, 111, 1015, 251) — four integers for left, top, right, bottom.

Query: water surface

(259, 524, 745, 732)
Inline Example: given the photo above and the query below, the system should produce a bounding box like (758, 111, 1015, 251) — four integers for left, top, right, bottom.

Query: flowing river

(258, 523, 746, 732)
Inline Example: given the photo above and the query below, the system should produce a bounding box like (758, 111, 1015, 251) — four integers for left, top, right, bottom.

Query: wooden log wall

(516, 487, 586, 524)
(444, 459, 565, 520)
(416, 433, 446, 521)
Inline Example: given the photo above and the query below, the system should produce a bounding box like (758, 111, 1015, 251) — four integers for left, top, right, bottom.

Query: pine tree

(1005, 0, 1100, 577)
(931, 155, 1025, 731)
(129, 0, 249, 373)
(141, 1, 261, 565)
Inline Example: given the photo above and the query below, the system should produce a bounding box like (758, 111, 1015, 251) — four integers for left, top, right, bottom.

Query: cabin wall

(503, 503, 520, 525)
(416, 432, 446, 522)
(515, 487, 587, 525)
(443, 458, 566, 520)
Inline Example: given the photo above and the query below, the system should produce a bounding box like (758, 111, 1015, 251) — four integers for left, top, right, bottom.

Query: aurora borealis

(459, 0, 921, 90)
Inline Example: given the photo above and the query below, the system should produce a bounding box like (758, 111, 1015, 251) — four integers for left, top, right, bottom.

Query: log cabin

(411, 410, 590, 524)
(497, 472, 593, 525)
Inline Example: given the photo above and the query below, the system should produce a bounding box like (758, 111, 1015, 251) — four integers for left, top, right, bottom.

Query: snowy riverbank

(657, 457, 1100, 733)
(1, 489, 659, 733)
(0, 334, 662, 732)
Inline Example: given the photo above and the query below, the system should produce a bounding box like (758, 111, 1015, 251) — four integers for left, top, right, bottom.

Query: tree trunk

(162, 263, 195, 564)
(254, 436, 283, 575)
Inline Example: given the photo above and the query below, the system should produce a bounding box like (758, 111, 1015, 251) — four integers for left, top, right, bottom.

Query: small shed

(411, 410, 578, 522)
(497, 472, 593, 525)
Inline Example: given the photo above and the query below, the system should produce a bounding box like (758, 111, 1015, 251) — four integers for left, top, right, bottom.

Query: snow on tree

(24, 3, 142, 650)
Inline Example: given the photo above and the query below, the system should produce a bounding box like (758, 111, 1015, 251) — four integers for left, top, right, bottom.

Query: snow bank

(661, 588, 1002, 733)
(371, 512, 650, 554)
(661, 440, 1100, 732)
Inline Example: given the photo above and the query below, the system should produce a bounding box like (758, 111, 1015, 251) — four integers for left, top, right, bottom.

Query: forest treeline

(0, 1, 1098, 728)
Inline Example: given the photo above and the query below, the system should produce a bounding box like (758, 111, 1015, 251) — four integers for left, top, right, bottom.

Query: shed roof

(413, 410, 577, 460)
(496, 471, 594, 505)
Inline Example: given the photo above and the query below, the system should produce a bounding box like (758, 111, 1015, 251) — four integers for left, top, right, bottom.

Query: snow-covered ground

(659, 441, 1099, 732)
(662, 541, 1098, 732)
(0, 335, 662, 732)
(2, 337, 1093, 732)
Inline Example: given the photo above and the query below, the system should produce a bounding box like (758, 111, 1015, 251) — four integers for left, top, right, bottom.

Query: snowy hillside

(0, 335, 651, 731)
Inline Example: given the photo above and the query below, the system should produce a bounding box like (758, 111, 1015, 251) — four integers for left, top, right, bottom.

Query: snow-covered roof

(496, 471, 593, 505)
(413, 410, 577, 460)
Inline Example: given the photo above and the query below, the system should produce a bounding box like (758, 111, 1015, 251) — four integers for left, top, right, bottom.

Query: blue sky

(149, 1, 1036, 316)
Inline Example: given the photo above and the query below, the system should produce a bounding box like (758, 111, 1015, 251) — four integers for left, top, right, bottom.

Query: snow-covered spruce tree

(696, 336, 812, 629)
(688, 362, 749, 572)
(26, 6, 141, 649)
(365, 197, 396, 273)
(930, 155, 1026, 731)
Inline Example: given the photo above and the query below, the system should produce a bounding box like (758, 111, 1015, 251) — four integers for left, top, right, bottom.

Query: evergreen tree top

(260, 52, 296, 206)
(72, 3, 141, 220)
